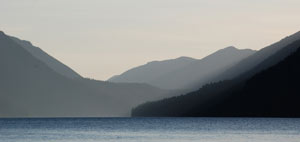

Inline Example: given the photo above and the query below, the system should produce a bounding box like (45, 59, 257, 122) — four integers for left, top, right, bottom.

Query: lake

(0, 118, 299, 142)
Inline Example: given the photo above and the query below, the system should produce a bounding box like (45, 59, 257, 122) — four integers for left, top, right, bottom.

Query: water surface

(0, 118, 299, 142)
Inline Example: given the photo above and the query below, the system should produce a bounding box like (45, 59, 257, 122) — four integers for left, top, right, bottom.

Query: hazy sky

(1, 0, 300, 80)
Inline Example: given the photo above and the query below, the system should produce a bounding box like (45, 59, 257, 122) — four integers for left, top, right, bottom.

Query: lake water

(0, 118, 299, 142)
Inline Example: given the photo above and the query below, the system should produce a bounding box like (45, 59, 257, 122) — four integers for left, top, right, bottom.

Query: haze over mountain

(2, 29, 299, 118)
(151, 47, 255, 90)
(0, 31, 174, 117)
(209, 31, 300, 82)
(109, 47, 255, 90)
(108, 56, 197, 86)
(132, 35, 300, 117)
(9, 36, 82, 79)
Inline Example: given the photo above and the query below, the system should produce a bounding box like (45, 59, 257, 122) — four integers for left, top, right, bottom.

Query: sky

(1, 0, 300, 80)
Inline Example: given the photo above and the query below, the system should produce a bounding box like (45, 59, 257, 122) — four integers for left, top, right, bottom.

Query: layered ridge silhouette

(0, 31, 174, 117)
(132, 32, 300, 117)
(2, 30, 300, 118)
(109, 47, 255, 90)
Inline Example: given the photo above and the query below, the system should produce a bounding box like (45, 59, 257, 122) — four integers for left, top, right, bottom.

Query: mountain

(211, 31, 300, 82)
(108, 56, 197, 84)
(109, 47, 255, 90)
(150, 46, 255, 90)
(132, 39, 300, 117)
(0, 31, 173, 117)
(9, 36, 82, 79)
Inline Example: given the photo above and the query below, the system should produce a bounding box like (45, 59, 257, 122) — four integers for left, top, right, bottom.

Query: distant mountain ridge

(151, 46, 255, 90)
(9, 36, 82, 79)
(2, 30, 299, 118)
(109, 46, 256, 90)
(211, 31, 300, 82)
(132, 34, 300, 117)
(108, 56, 197, 85)
(0, 31, 174, 117)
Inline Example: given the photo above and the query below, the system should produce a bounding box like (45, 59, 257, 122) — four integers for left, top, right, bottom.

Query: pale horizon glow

(1, 0, 300, 80)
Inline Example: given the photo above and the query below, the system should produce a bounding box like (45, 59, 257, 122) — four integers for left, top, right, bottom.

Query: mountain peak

(222, 46, 239, 51)
(215, 46, 256, 55)
(213, 46, 238, 55)
(0, 31, 6, 37)
(176, 56, 197, 61)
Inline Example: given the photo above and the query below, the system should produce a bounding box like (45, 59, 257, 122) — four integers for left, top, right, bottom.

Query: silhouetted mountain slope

(212, 31, 300, 82)
(9, 36, 82, 79)
(132, 40, 300, 117)
(0, 31, 172, 117)
(109, 47, 255, 90)
(151, 47, 255, 90)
